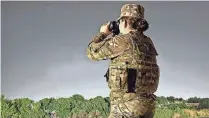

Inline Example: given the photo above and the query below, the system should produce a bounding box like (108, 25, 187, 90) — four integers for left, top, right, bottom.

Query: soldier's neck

(121, 29, 137, 34)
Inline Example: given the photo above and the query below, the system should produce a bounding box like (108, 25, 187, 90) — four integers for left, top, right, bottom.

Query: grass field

(154, 108, 209, 118)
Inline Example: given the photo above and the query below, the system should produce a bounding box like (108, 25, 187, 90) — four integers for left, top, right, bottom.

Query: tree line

(1, 94, 209, 118)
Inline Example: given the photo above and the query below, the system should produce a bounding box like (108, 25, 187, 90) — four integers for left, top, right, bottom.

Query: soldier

(86, 4, 160, 118)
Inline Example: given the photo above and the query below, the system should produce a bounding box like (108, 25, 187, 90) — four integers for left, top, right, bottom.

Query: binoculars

(108, 21, 120, 36)
(108, 18, 149, 35)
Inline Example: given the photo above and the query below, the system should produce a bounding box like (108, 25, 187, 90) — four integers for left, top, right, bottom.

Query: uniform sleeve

(86, 32, 129, 61)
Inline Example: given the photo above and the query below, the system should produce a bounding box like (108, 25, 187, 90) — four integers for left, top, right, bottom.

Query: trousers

(108, 107, 154, 118)
(108, 98, 155, 118)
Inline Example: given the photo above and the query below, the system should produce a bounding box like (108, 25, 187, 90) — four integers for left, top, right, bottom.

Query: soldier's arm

(86, 33, 129, 61)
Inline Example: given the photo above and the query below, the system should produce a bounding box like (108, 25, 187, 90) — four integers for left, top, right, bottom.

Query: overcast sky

(2, 1, 209, 101)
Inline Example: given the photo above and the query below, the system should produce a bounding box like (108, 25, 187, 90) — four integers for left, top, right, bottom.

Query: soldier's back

(107, 31, 159, 118)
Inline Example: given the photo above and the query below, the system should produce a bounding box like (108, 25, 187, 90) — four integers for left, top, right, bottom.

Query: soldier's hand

(100, 22, 112, 35)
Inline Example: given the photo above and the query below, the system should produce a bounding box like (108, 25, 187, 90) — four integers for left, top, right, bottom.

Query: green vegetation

(1, 94, 209, 118)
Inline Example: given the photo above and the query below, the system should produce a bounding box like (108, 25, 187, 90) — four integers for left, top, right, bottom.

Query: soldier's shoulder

(112, 33, 131, 43)
(141, 34, 154, 43)
(142, 34, 152, 40)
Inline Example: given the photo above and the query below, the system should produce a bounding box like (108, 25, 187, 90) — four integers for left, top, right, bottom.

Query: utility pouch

(108, 67, 128, 91)
(127, 68, 137, 93)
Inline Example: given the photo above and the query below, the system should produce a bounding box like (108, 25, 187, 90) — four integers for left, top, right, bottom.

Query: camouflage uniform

(86, 4, 160, 118)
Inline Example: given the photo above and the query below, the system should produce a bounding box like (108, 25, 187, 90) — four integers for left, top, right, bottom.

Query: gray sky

(2, 1, 209, 101)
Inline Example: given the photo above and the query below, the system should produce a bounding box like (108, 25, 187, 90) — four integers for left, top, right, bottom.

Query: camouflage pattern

(86, 30, 160, 118)
(117, 4, 145, 20)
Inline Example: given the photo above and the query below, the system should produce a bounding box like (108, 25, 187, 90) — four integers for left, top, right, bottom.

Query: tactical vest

(105, 31, 160, 101)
